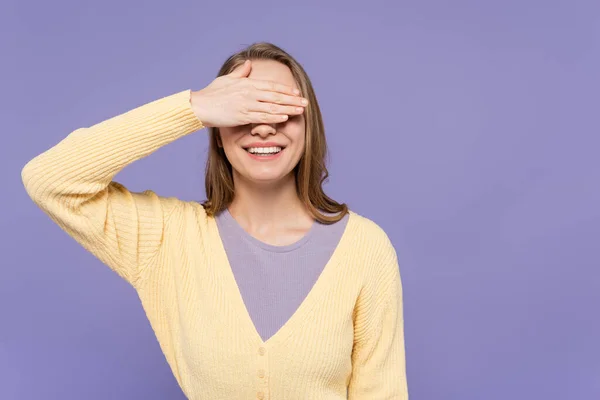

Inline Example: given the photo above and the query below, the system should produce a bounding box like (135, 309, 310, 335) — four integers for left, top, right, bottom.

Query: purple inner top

(215, 208, 349, 342)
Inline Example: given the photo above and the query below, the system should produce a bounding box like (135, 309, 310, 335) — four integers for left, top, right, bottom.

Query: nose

(250, 123, 277, 138)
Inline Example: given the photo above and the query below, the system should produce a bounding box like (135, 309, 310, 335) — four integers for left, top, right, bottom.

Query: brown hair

(201, 42, 348, 224)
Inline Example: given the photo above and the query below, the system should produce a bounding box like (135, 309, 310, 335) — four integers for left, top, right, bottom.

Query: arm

(348, 244, 409, 399)
(21, 89, 204, 286)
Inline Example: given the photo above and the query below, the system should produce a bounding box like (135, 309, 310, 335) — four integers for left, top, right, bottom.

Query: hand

(190, 60, 308, 128)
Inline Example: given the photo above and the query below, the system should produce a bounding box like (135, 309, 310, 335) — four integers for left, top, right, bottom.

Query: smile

(246, 146, 282, 155)
(244, 146, 285, 161)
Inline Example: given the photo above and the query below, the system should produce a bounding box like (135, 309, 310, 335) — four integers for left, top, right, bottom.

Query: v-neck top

(215, 207, 349, 342)
(21, 89, 409, 399)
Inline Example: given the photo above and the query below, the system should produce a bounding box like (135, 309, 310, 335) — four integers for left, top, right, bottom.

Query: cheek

(286, 119, 306, 143)
(290, 126, 306, 154)
(218, 136, 247, 171)
(219, 129, 245, 154)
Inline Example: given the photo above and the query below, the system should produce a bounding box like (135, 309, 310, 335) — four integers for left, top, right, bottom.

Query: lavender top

(215, 208, 350, 342)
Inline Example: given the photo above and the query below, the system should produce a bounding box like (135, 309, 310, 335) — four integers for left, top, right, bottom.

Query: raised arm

(21, 89, 204, 286)
(21, 60, 308, 287)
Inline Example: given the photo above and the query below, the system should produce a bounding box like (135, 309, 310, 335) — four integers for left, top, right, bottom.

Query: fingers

(254, 90, 308, 107)
(251, 79, 303, 97)
(245, 112, 290, 125)
(228, 59, 252, 78)
(248, 101, 305, 117)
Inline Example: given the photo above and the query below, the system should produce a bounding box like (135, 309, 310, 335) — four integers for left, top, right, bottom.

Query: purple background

(2, 0, 599, 399)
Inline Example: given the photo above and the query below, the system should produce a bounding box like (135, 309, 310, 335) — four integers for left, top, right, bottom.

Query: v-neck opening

(208, 210, 356, 347)
(218, 208, 319, 253)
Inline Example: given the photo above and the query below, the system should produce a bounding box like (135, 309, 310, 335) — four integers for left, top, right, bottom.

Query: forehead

(245, 59, 298, 89)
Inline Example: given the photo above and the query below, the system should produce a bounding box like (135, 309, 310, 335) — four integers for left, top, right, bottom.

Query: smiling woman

(21, 42, 408, 399)
(194, 46, 347, 228)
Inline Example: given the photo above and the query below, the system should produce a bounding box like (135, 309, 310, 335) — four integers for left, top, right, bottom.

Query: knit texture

(21, 89, 409, 399)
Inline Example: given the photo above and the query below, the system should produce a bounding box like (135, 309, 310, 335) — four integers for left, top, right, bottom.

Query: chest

(142, 240, 362, 385)
(136, 210, 364, 396)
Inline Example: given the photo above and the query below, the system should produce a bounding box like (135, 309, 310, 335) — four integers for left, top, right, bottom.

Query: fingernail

(294, 89, 300, 95)
(301, 98, 308, 105)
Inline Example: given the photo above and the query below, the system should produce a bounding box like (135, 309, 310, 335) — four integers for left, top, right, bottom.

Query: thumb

(229, 59, 252, 78)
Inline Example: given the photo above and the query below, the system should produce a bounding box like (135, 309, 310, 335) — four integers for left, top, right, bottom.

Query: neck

(228, 172, 313, 232)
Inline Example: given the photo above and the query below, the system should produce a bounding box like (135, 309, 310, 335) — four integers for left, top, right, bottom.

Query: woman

(22, 42, 408, 399)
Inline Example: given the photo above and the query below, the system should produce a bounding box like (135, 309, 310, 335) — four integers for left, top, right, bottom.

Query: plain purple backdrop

(2, 0, 599, 399)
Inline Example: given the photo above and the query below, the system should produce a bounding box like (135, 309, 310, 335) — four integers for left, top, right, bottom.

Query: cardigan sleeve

(21, 89, 204, 286)
(348, 242, 409, 399)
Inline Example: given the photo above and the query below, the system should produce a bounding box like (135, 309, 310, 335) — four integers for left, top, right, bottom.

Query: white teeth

(247, 146, 282, 154)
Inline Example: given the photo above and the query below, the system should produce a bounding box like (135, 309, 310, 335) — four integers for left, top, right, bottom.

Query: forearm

(20, 89, 204, 284)
(21, 89, 203, 207)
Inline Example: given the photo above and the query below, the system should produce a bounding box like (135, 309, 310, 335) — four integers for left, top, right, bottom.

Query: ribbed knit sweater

(21, 89, 409, 399)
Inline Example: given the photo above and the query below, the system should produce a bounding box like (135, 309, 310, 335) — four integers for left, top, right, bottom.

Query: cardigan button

(258, 369, 265, 378)
(257, 391, 264, 399)
(258, 346, 266, 356)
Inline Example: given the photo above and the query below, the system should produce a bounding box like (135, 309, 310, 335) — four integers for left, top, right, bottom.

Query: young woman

(22, 42, 408, 399)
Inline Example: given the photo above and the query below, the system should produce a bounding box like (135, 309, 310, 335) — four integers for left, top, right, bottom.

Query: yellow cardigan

(21, 89, 408, 399)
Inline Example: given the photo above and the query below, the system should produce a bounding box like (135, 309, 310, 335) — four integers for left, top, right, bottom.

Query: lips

(242, 141, 287, 150)
(245, 147, 285, 161)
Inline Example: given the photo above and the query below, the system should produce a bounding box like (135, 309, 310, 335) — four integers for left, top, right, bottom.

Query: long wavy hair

(201, 42, 348, 224)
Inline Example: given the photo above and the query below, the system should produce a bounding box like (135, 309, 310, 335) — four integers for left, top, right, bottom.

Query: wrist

(189, 90, 207, 125)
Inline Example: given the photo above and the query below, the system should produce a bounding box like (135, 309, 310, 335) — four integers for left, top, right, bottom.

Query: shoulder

(341, 210, 400, 289)
(345, 209, 397, 263)
(345, 210, 402, 301)
(150, 195, 211, 232)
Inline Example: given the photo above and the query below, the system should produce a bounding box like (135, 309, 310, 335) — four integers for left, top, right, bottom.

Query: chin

(240, 168, 295, 186)
(246, 172, 288, 184)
